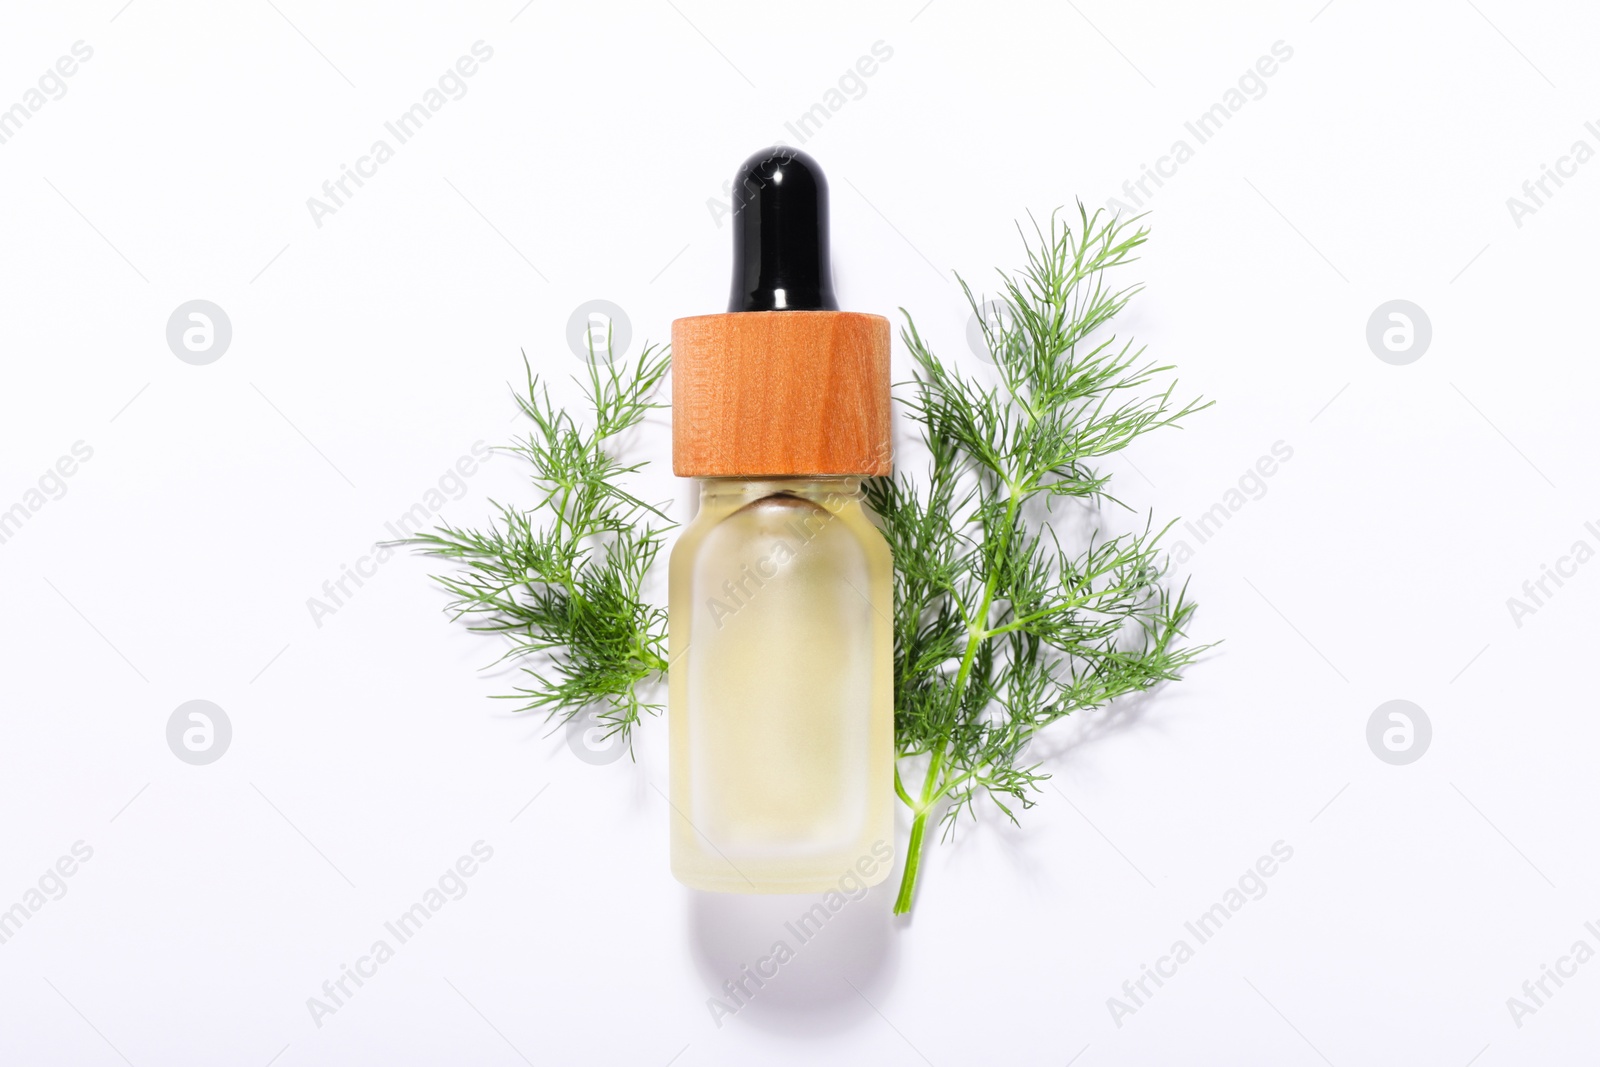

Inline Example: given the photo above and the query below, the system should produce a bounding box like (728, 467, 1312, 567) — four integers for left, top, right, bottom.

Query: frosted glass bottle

(668, 145, 894, 892)
(668, 477, 894, 892)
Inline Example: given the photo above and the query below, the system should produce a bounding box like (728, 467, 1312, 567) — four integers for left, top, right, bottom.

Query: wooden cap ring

(671, 310, 891, 478)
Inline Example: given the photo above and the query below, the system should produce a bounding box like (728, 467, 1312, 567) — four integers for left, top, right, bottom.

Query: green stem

(894, 808, 929, 915)
(892, 482, 1022, 915)
(893, 765, 915, 808)
(633, 632, 668, 676)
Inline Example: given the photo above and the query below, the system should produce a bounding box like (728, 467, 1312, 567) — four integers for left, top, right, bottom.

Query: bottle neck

(698, 477, 862, 509)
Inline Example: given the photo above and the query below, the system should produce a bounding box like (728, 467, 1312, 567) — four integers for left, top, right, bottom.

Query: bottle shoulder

(670, 490, 890, 567)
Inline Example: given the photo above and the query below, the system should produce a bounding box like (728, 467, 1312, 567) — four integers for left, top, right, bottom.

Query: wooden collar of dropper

(672, 310, 890, 478)
(671, 146, 891, 479)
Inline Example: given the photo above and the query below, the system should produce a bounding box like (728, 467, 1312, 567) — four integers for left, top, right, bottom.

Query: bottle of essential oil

(668, 147, 893, 893)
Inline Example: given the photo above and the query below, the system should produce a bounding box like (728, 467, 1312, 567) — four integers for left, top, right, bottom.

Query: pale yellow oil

(668, 478, 894, 892)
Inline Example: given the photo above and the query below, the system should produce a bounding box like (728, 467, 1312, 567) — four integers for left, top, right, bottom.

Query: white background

(2, 1, 1597, 1064)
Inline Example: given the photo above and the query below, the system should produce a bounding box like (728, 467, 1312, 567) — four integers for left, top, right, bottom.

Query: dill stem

(893, 485, 1020, 915)
(894, 809, 929, 914)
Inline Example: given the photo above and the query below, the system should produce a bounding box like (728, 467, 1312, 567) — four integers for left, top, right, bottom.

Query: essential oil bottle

(668, 147, 894, 893)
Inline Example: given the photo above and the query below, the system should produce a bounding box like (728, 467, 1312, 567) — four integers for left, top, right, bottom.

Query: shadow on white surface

(687, 882, 900, 1036)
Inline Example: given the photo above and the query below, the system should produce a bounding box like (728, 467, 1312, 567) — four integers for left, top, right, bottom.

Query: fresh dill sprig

(407, 208, 1205, 913)
(866, 205, 1212, 914)
(404, 342, 672, 748)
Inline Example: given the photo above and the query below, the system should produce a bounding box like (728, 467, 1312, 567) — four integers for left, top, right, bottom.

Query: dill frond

(868, 205, 1213, 914)
(405, 342, 672, 750)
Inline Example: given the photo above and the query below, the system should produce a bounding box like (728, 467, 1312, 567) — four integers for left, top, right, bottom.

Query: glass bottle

(667, 146, 895, 892)
(668, 477, 893, 892)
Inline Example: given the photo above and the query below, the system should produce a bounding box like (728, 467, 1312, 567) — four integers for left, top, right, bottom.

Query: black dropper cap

(727, 147, 839, 312)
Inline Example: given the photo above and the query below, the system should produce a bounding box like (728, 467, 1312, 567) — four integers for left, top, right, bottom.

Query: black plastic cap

(727, 146, 838, 312)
